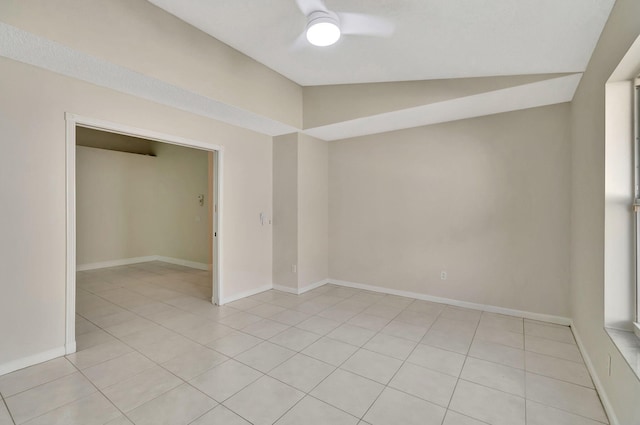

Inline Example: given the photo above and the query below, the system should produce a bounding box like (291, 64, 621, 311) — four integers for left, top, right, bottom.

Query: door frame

(64, 113, 224, 354)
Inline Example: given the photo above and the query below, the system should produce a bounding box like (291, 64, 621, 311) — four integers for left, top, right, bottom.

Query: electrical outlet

(440, 271, 447, 280)
(292, 264, 297, 273)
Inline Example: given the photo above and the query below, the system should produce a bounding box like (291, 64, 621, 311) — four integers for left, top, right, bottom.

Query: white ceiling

(147, 0, 614, 86)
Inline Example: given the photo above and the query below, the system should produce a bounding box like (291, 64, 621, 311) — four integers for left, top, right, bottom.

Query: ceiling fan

(295, 0, 395, 47)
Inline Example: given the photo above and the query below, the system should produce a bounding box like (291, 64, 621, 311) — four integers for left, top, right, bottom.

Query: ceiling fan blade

(290, 31, 309, 51)
(338, 12, 395, 37)
(295, 0, 328, 17)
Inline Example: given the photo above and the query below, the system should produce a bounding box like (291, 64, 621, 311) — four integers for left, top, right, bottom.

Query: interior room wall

(302, 74, 567, 129)
(570, 0, 640, 423)
(154, 142, 210, 265)
(76, 146, 158, 266)
(272, 133, 299, 291)
(329, 103, 572, 318)
(297, 133, 329, 287)
(0, 56, 273, 372)
(0, 0, 303, 128)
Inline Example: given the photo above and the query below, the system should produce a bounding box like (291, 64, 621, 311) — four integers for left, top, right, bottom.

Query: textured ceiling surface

(147, 0, 614, 86)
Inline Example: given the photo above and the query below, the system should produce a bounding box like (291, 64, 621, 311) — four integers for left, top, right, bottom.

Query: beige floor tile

(310, 369, 384, 418)
(340, 349, 402, 384)
(526, 400, 607, 425)
(302, 337, 359, 366)
(275, 396, 359, 425)
(296, 316, 342, 335)
(190, 404, 250, 425)
(66, 340, 133, 369)
(389, 362, 457, 407)
(364, 387, 446, 425)
(75, 329, 118, 350)
(102, 366, 182, 412)
(268, 354, 335, 392)
(218, 311, 263, 330)
(479, 313, 523, 334)
(190, 359, 263, 402)
(317, 307, 359, 323)
(460, 357, 525, 396)
(468, 339, 525, 369)
(104, 416, 134, 425)
(0, 401, 13, 425)
(440, 306, 482, 323)
(405, 300, 444, 315)
(525, 335, 583, 363)
(0, 357, 77, 398)
(83, 351, 155, 389)
(270, 309, 311, 326)
(127, 383, 216, 425)
(161, 346, 227, 381)
(524, 320, 575, 344)
(525, 373, 607, 423)
(442, 410, 487, 425)
(474, 326, 524, 349)
(241, 319, 290, 339)
(379, 320, 429, 342)
(363, 333, 417, 360)
(5, 372, 97, 424)
(450, 380, 525, 425)
(206, 331, 262, 357)
(525, 351, 593, 387)
(407, 343, 466, 376)
(362, 303, 403, 320)
(346, 313, 391, 331)
(223, 376, 303, 425)
(422, 329, 474, 354)
(269, 327, 321, 351)
(21, 392, 120, 425)
(328, 324, 376, 346)
(235, 342, 295, 373)
(104, 316, 156, 338)
(134, 334, 202, 364)
(394, 310, 438, 328)
(247, 303, 287, 318)
(178, 321, 235, 345)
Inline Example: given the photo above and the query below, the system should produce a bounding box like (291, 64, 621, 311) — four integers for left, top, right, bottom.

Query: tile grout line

(440, 309, 483, 425)
(1, 393, 17, 425)
(74, 266, 605, 425)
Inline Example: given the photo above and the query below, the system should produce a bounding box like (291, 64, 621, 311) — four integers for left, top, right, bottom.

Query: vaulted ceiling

(147, 0, 615, 86)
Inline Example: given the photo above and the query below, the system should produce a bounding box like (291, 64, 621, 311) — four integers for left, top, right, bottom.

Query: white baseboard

(273, 279, 330, 295)
(0, 346, 66, 377)
(273, 284, 298, 294)
(77, 255, 209, 272)
(76, 256, 157, 271)
(300, 279, 330, 294)
(328, 278, 572, 326)
(220, 284, 273, 305)
(156, 256, 209, 271)
(571, 325, 619, 425)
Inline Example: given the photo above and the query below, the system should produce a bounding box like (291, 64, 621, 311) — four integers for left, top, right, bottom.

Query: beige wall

(272, 133, 329, 291)
(154, 143, 210, 265)
(273, 134, 299, 290)
(76, 146, 158, 265)
(329, 104, 572, 317)
(570, 0, 640, 423)
(302, 74, 568, 129)
(0, 57, 272, 368)
(0, 0, 302, 128)
(298, 134, 329, 287)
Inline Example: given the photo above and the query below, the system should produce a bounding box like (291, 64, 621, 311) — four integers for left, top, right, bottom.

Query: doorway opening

(65, 114, 223, 354)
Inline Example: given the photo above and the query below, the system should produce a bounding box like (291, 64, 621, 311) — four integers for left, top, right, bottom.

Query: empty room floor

(0, 262, 608, 425)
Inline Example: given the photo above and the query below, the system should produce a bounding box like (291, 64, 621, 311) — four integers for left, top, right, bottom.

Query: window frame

(634, 78, 640, 338)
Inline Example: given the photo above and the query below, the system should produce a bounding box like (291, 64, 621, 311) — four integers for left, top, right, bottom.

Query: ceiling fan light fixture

(306, 11, 341, 47)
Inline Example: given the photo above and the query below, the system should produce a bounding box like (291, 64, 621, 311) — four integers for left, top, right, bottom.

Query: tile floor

(0, 261, 609, 425)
